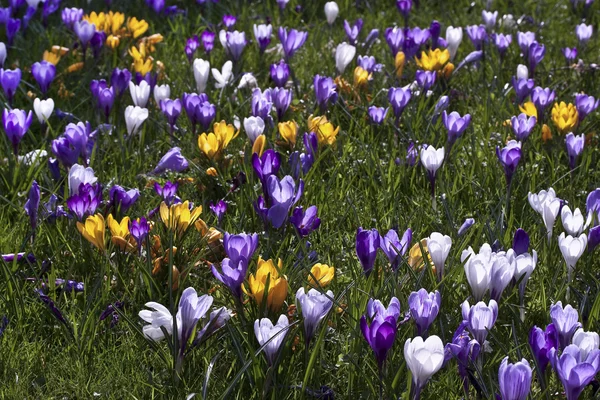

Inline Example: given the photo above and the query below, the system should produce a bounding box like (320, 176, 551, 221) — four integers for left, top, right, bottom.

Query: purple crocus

(529, 324, 558, 374)
(251, 88, 273, 123)
(314, 75, 338, 112)
(396, 0, 412, 19)
(182, 93, 215, 132)
(290, 206, 321, 237)
(496, 140, 521, 186)
(498, 357, 532, 400)
(360, 297, 400, 368)
(211, 257, 247, 299)
(222, 14, 236, 30)
(3, 108, 32, 155)
(67, 183, 102, 219)
(95, 86, 115, 120)
(416, 70, 436, 90)
(6, 18, 20, 46)
(550, 302, 581, 349)
(443, 111, 471, 145)
(201, 31, 215, 54)
(357, 55, 381, 73)
(494, 33, 512, 56)
(531, 87, 556, 115)
(406, 142, 417, 166)
(517, 31, 536, 57)
(37, 289, 69, 328)
(160, 98, 182, 133)
(210, 200, 227, 225)
(223, 232, 259, 266)
(24, 180, 40, 235)
(270, 60, 289, 87)
(154, 181, 178, 204)
(444, 322, 481, 394)
(368, 106, 388, 125)
(110, 68, 131, 97)
(90, 31, 105, 59)
(588, 226, 600, 252)
(109, 185, 140, 212)
(356, 227, 380, 274)
(0, 67, 21, 105)
(575, 23, 593, 45)
(549, 345, 600, 400)
(566, 133, 585, 171)
(408, 289, 441, 336)
(2, 252, 36, 264)
(278, 27, 308, 59)
(379, 228, 412, 270)
(466, 25, 487, 50)
(252, 149, 281, 187)
(385, 27, 404, 56)
(152, 147, 189, 174)
(61, 7, 83, 29)
(462, 299, 498, 344)
(129, 217, 150, 250)
(253, 24, 272, 53)
(344, 19, 363, 45)
(562, 47, 578, 64)
(511, 113, 536, 141)
(528, 41, 545, 74)
(265, 175, 304, 228)
(271, 87, 292, 121)
(511, 77, 534, 104)
(74, 20, 95, 51)
(185, 35, 199, 62)
(31, 61, 55, 95)
(222, 30, 246, 61)
(458, 218, 475, 236)
(575, 94, 599, 121)
(388, 87, 411, 119)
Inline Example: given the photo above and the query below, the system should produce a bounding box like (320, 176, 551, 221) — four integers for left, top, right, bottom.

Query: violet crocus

(498, 357, 532, 400)
(496, 140, 521, 186)
(109, 185, 140, 212)
(575, 23, 593, 45)
(494, 33, 512, 56)
(253, 24, 272, 53)
(74, 19, 95, 51)
(368, 106, 388, 124)
(129, 217, 150, 250)
(443, 111, 471, 146)
(416, 70, 436, 90)
(517, 31, 536, 57)
(462, 299, 498, 344)
(222, 14, 236, 30)
(296, 287, 334, 345)
(210, 200, 227, 225)
(61, 7, 83, 29)
(154, 181, 178, 204)
(566, 133, 585, 171)
(549, 344, 600, 400)
(361, 297, 400, 368)
(511, 113, 536, 141)
(314, 75, 338, 112)
(575, 93, 599, 121)
(511, 77, 534, 104)
(160, 98, 182, 133)
(357, 55, 381, 73)
(270, 60, 289, 87)
(396, 0, 412, 19)
(529, 324, 558, 374)
(254, 315, 290, 365)
(278, 27, 308, 59)
(271, 87, 292, 121)
(96, 86, 115, 120)
(3, 108, 32, 156)
(290, 206, 321, 237)
(152, 147, 189, 174)
(185, 35, 200, 62)
(265, 175, 304, 228)
(211, 257, 247, 299)
(252, 149, 281, 187)
(444, 322, 481, 394)
(408, 289, 441, 336)
(466, 24, 487, 50)
(528, 41, 545, 74)
(550, 302, 582, 349)
(458, 218, 475, 236)
(356, 227, 380, 274)
(6, 18, 20, 46)
(182, 93, 215, 132)
(344, 19, 363, 45)
(111, 67, 131, 97)
(251, 88, 273, 123)
(562, 47, 577, 64)
(37, 289, 69, 328)
(31, 61, 55, 95)
(67, 183, 102, 219)
(0, 67, 21, 104)
(406, 142, 418, 166)
(531, 87, 556, 115)
(223, 232, 258, 267)
(220, 30, 246, 61)
(482, 10, 498, 30)
(379, 228, 412, 270)
(201, 31, 215, 54)
(24, 179, 40, 236)
(385, 27, 404, 56)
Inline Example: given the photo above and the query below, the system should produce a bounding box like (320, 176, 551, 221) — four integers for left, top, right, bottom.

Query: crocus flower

(160, 98, 182, 132)
(482, 10, 498, 30)
(74, 20, 95, 50)
(278, 27, 308, 59)
(511, 113, 536, 141)
(549, 344, 600, 400)
(496, 140, 521, 186)
(344, 19, 363, 45)
(528, 187, 562, 240)
(564, 132, 585, 171)
(193, 58, 210, 93)
(76, 213, 105, 251)
(270, 60, 289, 87)
(368, 106, 388, 124)
(427, 232, 452, 281)
(219, 30, 246, 61)
(561, 205, 587, 236)
(212, 60, 233, 88)
(396, 0, 412, 18)
(223, 232, 259, 266)
(154, 84, 170, 106)
(416, 70, 436, 90)
(33, 98, 53, 124)
(0, 67, 21, 104)
(209, 200, 226, 225)
(335, 42, 356, 74)
(324, 2, 338, 25)
(67, 183, 102, 219)
(129, 80, 151, 108)
(489, 250, 516, 301)
(252, 149, 281, 186)
(444, 322, 480, 393)
(185, 35, 200, 62)
(5, 18, 20, 46)
(562, 47, 578, 63)
(446, 26, 463, 60)
(443, 111, 471, 145)
(109, 68, 131, 98)
(588, 226, 600, 252)
(531, 87, 556, 115)
(0, 43, 5, 68)
(404, 335, 445, 397)
(462, 299, 498, 344)
(244, 257, 288, 311)
(296, 287, 334, 344)
(61, 7, 83, 29)
(182, 93, 215, 132)
(36, 289, 69, 327)
(573, 328, 599, 360)
(575, 94, 599, 121)
(222, 14, 236, 29)
(290, 206, 321, 237)
(109, 185, 140, 212)
(528, 41, 545, 74)
(494, 33, 512, 55)
(3, 108, 32, 155)
(24, 180, 40, 235)
(517, 31, 535, 56)
(529, 324, 558, 374)
(408, 289, 441, 336)
(96, 86, 115, 120)
(550, 302, 582, 349)
(265, 175, 303, 228)
(420, 145, 444, 196)
(406, 142, 417, 166)
(152, 147, 189, 174)
(31, 61, 55, 95)
(271, 87, 292, 121)
(314, 75, 338, 112)
(253, 24, 272, 53)
(201, 31, 215, 54)
(356, 228, 380, 274)
(517, 64, 529, 79)
(558, 232, 587, 282)
(384, 27, 404, 56)
(211, 257, 247, 299)
(552, 102, 579, 134)
(575, 23, 593, 45)
(458, 218, 475, 236)
(498, 357, 532, 400)
(357, 55, 381, 73)
(129, 217, 150, 249)
(466, 24, 487, 50)
(361, 297, 400, 368)
(379, 228, 412, 270)
(124, 106, 148, 135)
(254, 315, 289, 365)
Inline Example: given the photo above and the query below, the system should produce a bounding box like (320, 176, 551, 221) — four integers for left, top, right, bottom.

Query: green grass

(1, 0, 600, 398)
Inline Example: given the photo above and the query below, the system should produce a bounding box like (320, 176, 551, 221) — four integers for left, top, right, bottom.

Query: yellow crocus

(308, 263, 335, 287)
(127, 17, 148, 39)
(107, 215, 136, 252)
(252, 134, 266, 156)
(107, 11, 125, 34)
(315, 122, 340, 145)
(415, 48, 450, 71)
(43, 50, 61, 65)
(407, 239, 434, 272)
(245, 257, 288, 312)
(395, 51, 406, 78)
(106, 35, 120, 49)
(84, 12, 106, 31)
(160, 201, 202, 238)
(542, 123, 553, 142)
(133, 58, 153, 75)
(67, 62, 84, 73)
(198, 132, 221, 159)
(213, 120, 238, 148)
(206, 167, 218, 177)
(442, 62, 454, 79)
(353, 66, 371, 88)
(76, 214, 105, 251)
(278, 121, 298, 146)
(519, 101, 538, 119)
(308, 114, 329, 133)
(552, 102, 579, 134)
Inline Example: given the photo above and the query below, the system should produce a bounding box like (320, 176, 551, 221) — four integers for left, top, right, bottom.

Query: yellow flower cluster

(198, 121, 239, 159)
(278, 121, 298, 146)
(244, 257, 288, 312)
(415, 48, 450, 71)
(159, 201, 203, 239)
(308, 263, 335, 287)
(308, 115, 340, 145)
(552, 102, 578, 134)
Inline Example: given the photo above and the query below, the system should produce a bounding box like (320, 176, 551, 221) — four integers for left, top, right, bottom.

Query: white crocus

(445, 26, 463, 60)
(561, 205, 585, 236)
(243, 116, 265, 143)
(139, 302, 173, 341)
(335, 42, 356, 74)
(129, 80, 151, 108)
(33, 98, 54, 124)
(558, 232, 587, 281)
(573, 328, 599, 360)
(420, 146, 445, 177)
(18, 149, 47, 166)
(238, 73, 258, 89)
(489, 251, 515, 301)
(516, 64, 528, 80)
(153, 84, 171, 107)
(542, 198, 562, 241)
(528, 187, 557, 214)
(212, 60, 233, 89)
(193, 58, 210, 93)
(404, 335, 445, 391)
(68, 164, 97, 196)
(125, 106, 149, 135)
(462, 243, 495, 301)
(426, 232, 452, 281)
(295, 288, 334, 342)
(324, 1, 339, 25)
(254, 315, 290, 365)
(0, 42, 6, 67)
